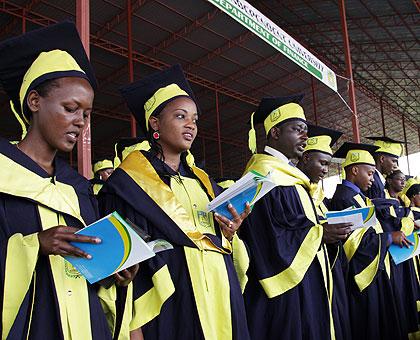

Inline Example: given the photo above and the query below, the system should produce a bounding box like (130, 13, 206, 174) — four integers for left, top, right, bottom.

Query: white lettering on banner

(208, 0, 338, 92)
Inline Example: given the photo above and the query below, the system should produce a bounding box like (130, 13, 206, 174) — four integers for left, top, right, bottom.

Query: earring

(153, 131, 160, 140)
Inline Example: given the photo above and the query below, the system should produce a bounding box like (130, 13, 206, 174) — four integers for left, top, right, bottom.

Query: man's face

(380, 154, 399, 175)
(354, 164, 376, 191)
(272, 120, 308, 159)
(301, 151, 332, 183)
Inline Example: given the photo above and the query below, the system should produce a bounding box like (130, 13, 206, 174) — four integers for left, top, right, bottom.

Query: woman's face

(149, 96, 198, 155)
(27, 77, 94, 153)
(387, 173, 406, 193)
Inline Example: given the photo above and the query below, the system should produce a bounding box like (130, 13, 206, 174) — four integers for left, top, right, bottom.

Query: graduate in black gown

(240, 96, 337, 340)
(296, 125, 352, 340)
(363, 136, 403, 199)
(330, 142, 410, 340)
(0, 22, 134, 340)
(91, 159, 114, 195)
(99, 65, 251, 340)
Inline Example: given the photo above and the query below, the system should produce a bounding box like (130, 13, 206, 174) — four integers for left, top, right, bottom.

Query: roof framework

(0, 0, 419, 177)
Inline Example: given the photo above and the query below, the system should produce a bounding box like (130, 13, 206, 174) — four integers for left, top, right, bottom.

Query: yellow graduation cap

(304, 125, 343, 156)
(0, 21, 97, 139)
(366, 136, 404, 158)
(93, 159, 114, 174)
(248, 95, 305, 153)
(402, 177, 420, 198)
(333, 142, 379, 168)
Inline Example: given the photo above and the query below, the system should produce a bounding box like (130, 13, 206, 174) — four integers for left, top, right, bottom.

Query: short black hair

(23, 78, 61, 118)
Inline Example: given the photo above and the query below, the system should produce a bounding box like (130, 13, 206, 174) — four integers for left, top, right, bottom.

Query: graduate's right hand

(38, 226, 101, 258)
(391, 231, 413, 248)
(322, 222, 353, 244)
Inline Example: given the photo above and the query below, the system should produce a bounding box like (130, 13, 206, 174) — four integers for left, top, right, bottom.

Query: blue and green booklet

(64, 211, 172, 284)
(207, 170, 276, 220)
(326, 206, 377, 230)
(389, 232, 420, 265)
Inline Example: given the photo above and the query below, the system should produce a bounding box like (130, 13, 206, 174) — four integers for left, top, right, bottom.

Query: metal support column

(402, 115, 410, 175)
(339, 0, 360, 143)
(380, 97, 386, 136)
(311, 76, 318, 125)
(127, 0, 137, 137)
(76, 0, 92, 178)
(215, 91, 223, 177)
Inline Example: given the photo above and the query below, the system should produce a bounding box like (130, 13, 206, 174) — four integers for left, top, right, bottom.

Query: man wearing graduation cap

(363, 136, 404, 199)
(0, 22, 121, 339)
(330, 142, 410, 340)
(297, 125, 352, 340)
(99, 64, 251, 340)
(240, 96, 336, 340)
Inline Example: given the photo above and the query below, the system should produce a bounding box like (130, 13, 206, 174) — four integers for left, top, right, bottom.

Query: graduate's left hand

(215, 203, 251, 241)
(114, 264, 139, 287)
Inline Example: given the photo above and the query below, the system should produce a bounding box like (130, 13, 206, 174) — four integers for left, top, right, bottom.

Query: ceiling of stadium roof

(0, 0, 419, 177)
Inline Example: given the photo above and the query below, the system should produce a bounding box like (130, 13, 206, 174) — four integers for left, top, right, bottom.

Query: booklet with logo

(389, 232, 420, 265)
(207, 170, 277, 220)
(326, 206, 377, 230)
(64, 211, 173, 284)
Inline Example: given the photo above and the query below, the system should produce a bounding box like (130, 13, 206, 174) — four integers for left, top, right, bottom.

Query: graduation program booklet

(326, 206, 377, 231)
(207, 170, 276, 220)
(389, 232, 420, 265)
(64, 211, 173, 284)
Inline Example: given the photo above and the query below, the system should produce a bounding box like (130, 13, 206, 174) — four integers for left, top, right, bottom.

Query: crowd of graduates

(1, 21, 420, 340)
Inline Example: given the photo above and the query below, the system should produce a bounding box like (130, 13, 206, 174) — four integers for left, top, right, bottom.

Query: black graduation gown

(315, 197, 352, 340)
(363, 170, 385, 199)
(240, 154, 334, 340)
(0, 138, 112, 340)
(376, 198, 420, 335)
(330, 184, 404, 340)
(98, 150, 250, 340)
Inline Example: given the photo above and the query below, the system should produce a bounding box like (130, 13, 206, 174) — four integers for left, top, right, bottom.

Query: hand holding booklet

(207, 170, 276, 220)
(326, 206, 377, 230)
(64, 211, 173, 284)
(389, 232, 420, 265)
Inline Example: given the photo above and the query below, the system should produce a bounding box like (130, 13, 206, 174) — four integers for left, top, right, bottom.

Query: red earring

(153, 131, 160, 140)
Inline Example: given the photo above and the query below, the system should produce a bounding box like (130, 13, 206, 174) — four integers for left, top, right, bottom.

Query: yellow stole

(0, 153, 93, 340)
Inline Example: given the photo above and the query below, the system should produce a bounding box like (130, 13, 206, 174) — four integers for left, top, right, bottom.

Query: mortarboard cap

(248, 94, 305, 153)
(119, 64, 196, 134)
(333, 142, 379, 168)
(93, 159, 114, 174)
(366, 136, 404, 158)
(113, 137, 149, 168)
(304, 124, 343, 156)
(402, 177, 420, 198)
(0, 21, 97, 137)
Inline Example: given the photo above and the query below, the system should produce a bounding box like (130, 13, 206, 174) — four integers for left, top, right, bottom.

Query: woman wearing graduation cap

(98, 64, 251, 340)
(91, 159, 114, 195)
(330, 142, 410, 340)
(296, 125, 352, 340)
(0, 22, 125, 339)
(240, 96, 336, 340)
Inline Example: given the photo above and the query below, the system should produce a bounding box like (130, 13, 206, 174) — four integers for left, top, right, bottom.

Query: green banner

(208, 0, 338, 92)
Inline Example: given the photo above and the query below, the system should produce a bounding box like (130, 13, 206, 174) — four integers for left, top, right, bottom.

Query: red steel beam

(76, 0, 92, 178)
(126, 0, 137, 137)
(339, 0, 360, 142)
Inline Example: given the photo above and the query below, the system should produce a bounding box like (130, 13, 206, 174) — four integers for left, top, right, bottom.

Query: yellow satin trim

(244, 153, 315, 195)
(97, 285, 118, 338)
(354, 238, 381, 292)
(263, 103, 305, 135)
(119, 151, 231, 254)
(231, 234, 249, 292)
(304, 135, 332, 155)
(38, 206, 92, 340)
(401, 215, 414, 236)
(130, 265, 175, 329)
(144, 84, 188, 131)
(2, 233, 39, 339)
(0, 152, 85, 225)
(93, 183, 103, 196)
